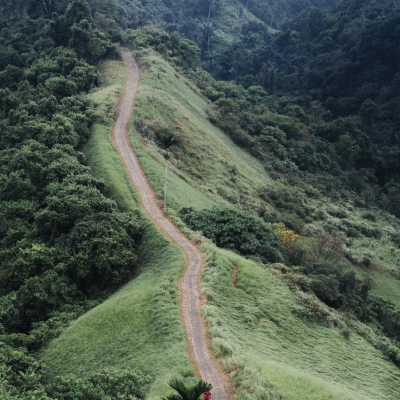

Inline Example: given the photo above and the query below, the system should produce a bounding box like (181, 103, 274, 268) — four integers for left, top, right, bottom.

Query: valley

(1, 1, 400, 399)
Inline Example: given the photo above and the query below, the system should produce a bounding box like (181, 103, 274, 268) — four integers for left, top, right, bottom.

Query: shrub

(47, 369, 152, 400)
(180, 206, 282, 260)
(390, 232, 400, 248)
(272, 224, 300, 247)
(362, 211, 376, 222)
(341, 328, 351, 340)
(347, 226, 360, 238)
(310, 275, 340, 305)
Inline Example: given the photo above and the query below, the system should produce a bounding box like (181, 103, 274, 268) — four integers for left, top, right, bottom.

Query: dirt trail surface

(113, 52, 229, 400)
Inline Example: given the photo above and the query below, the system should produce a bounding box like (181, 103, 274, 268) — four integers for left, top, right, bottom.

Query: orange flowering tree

(272, 224, 300, 254)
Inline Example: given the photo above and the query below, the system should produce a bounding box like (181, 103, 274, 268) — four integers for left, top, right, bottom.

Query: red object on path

(204, 391, 212, 400)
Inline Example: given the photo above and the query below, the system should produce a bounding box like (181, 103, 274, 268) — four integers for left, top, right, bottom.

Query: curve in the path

(113, 52, 229, 400)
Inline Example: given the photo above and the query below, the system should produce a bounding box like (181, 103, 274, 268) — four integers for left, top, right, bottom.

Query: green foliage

(0, 339, 150, 400)
(0, 341, 47, 396)
(181, 206, 282, 261)
(65, 212, 142, 290)
(162, 379, 212, 400)
(47, 369, 151, 400)
(123, 26, 200, 69)
(0, 2, 144, 398)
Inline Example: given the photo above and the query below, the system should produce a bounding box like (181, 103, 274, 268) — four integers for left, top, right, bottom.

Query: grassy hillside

(126, 51, 400, 398)
(130, 49, 271, 209)
(201, 243, 400, 400)
(41, 218, 196, 400)
(42, 51, 400, 400)
(40, 59, 197, 400)
(84, 59, 140, 212)
(130, 49, 400, 301)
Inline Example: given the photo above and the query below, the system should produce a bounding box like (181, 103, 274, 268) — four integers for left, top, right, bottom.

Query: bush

(47, 369, 152, 400)
(362, 211, 377, 222)
(310, 275, 340, 305)
(390, 232, 400, 248)
(180, 206, 282, 260)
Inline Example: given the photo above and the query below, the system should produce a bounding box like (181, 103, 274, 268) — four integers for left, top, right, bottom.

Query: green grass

(352, 268, 400, 308)
(130, 50, 271, 209)
(41, 58, 196, 400)
(83, 60, 140, 211)
(127, 52, 400, 399)
(201, 243, 400, 400)
(127, 123, 218, 210)
(42, 52, 400, 400)
(41, 219, 196, 399)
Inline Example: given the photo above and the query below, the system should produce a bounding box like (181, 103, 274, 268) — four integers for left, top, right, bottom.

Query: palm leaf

(193, 380, 212, 399)
(167, 378, 190, 399)
(161, 395, 183, 400)
(160, 133, 176, 150)
(165, 378, 212, 400)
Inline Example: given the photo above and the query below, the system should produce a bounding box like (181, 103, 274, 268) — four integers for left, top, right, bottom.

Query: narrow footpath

(113, 52, 229, 400)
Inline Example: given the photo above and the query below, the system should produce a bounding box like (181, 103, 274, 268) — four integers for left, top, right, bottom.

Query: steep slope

(130, 49, 271, 209)
(40, 58, 195, 400)
(42, 51, 400, 400)
(127, 52, 400, 399)
(201, 244, 400, 400)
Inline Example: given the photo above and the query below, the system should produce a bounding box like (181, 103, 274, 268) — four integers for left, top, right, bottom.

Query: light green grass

(208, 0, 277, 43)
(41, 220, 196, 399)
(352, 268, 400, 308)
(131, 50, 271, 209)
(42, 53, 400, 400)
(369, 272, 400, 308)
(201, 243, 400, 400)
(348, 232, 400, 273)
(84, 60, 140, 211)
(41, 59, 196, 400)
(128, 123, 218, 210)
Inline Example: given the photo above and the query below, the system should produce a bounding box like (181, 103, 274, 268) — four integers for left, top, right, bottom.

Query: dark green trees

(0, 0, 142, 344)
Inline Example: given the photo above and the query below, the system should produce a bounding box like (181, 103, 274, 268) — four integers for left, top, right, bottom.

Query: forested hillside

(200, 0, 400, 219)
(0, 1, 150, 398)
(1, 0, 400, 399)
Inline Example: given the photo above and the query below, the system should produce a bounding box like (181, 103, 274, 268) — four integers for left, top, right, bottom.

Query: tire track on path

(113, 51, 229, 400)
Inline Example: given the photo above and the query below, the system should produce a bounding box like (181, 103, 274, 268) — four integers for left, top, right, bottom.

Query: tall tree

(32, 0, 53, 14)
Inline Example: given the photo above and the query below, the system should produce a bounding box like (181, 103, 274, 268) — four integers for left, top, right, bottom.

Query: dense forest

(197, 0, 400, 219)
(0, 1, 150, 398)
(1, 0, 400, 398)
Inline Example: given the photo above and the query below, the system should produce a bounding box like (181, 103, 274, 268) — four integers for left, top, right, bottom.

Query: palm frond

(168, 378, 189, 398)
(166, 377, 212, 400)
(193, 380, 212, 399)
(161, 394, 184, 400)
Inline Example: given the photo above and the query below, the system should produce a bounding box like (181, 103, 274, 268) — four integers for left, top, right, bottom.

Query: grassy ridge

(41, 59, 196, 400)
(130, 49, 270, 209)
(84, 60, 140, 211)
(201, 243, 400, 400)
(41, 219, 195, 399)
(125, 51, 400, 399)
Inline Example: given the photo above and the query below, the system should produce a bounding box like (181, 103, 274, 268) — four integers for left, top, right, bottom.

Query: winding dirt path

(113, 52, 229, 400)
